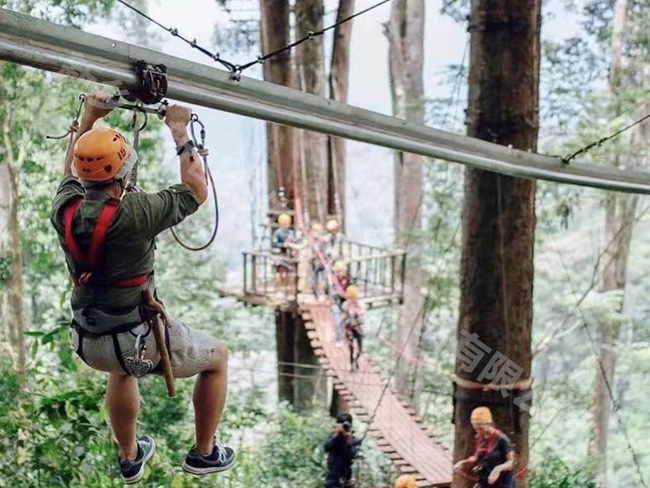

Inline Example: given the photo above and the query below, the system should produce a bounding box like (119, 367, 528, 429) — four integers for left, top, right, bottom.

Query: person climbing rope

(330, 261, 350, 347)
(49, 93, 236, 484)
(271, 212, 297, 293)
(324, 413, 362, 488)
(453, 407, 515, 488)
(394, 474, 418, 488)
(310, 221, 329, 300)
(342, 285, 364, 371)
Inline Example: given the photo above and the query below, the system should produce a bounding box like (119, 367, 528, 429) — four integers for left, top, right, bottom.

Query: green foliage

(0, 255, 12, 285)
(530, 456, 597, 488)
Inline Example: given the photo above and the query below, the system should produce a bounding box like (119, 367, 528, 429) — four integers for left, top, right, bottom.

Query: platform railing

(242, 238, 406, 306)
(242, 250, 300, 302)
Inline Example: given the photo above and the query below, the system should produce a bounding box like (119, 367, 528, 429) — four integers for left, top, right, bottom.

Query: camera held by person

(324, 414, 362, 488)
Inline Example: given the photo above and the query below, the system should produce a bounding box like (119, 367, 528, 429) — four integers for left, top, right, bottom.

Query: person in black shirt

(453, 407, 515, 488)
(324, 414, 362, 487)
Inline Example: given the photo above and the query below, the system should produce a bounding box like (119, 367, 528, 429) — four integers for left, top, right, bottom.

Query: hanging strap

(63, 199, 85, 265)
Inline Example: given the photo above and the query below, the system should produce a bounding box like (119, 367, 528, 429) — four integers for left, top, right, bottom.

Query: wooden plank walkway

(300, 303, 452, 488)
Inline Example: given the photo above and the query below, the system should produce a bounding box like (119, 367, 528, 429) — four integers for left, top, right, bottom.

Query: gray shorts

(72, 320, 222, 379)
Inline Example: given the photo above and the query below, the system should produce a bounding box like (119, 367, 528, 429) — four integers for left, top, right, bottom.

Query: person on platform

(326, 219, 343, 261)
(453, 407, 515, 488)
(271, 213, 296, 292)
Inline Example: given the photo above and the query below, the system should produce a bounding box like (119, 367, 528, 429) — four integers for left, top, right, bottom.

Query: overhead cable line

(563, 112, 650, 164)
(116, 0, 394, 80)
(237, 0, 393, 74)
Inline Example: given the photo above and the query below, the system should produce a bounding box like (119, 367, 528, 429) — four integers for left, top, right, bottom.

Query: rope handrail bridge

(303, 303, 452, 488)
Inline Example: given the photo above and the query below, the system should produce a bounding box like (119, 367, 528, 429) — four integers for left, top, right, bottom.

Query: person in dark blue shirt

(324, 414, 362, 487)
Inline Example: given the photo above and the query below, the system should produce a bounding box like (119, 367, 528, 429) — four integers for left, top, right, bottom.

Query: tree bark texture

(385, 0, 426, 406)
(260, 0, 298, 208)
(327, 0, 355, 226)
(452, 2, 541, 487)
(296, 0, 329, 224)
(0, 98, 27, 379)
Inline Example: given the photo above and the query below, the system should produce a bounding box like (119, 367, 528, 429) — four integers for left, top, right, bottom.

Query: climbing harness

(123, 331, 154, 377)
(63, 196, 151, 289)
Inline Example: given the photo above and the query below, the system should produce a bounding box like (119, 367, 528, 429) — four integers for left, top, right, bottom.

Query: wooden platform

(301, 303, 452, 488)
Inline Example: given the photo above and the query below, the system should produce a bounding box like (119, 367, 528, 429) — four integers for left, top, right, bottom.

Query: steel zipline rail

(1, 8, 650, 194)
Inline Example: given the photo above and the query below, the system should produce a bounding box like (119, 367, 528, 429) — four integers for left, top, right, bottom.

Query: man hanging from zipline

(49, 93, 236, 484)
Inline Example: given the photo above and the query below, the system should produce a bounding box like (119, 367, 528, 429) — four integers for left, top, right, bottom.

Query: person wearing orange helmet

(395, 474, 418, 488)
(342, 285, 364, 371)
(453, 407, 514, 488)
(49, 94, 235, 483)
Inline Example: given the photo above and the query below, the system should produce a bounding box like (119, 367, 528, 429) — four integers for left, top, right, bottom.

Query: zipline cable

(115, 0, 394, 80)
(115, 0, 237, 73)
(563, 112, 650, 164)
(236, 0, 394, 75)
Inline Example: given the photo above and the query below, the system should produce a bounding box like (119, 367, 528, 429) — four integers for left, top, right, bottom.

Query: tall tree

(452, 2, 541, 488)
(589, 0, 646, 483)
(260, 0, 297, 209)
(296, 0, 329, 224)
(327, 0, 355, 226)
(385, 0, 426, 406)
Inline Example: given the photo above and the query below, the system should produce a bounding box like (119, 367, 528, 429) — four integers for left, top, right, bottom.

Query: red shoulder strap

(87, 198, 120, 270)
(63, 198, 84, 266)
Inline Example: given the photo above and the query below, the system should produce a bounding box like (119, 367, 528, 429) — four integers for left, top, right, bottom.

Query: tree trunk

(452, 2, 541, 488)
(0, 116, 26, 379)
(589, 1, 631, 484)
(260, 0, 298, 208)
(327, 0, 355, 227)
(296, 0, 328, 224)
(385, 0, 426, 407)
(260, 0, 306, 406)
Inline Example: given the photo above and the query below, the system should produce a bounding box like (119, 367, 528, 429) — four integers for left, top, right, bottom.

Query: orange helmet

(395, 475, 417, 488)
(72, 128, 136, 183)
(470, 407, 493, 424)
(345, 285, 359, 300)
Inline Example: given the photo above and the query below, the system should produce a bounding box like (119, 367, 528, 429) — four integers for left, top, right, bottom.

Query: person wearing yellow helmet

(325, 218, 343, 262)
(342, 285, 364, 371)
(395, 474, 417, 488)
(271, 213, 297, 290)
(50, 94, 235, 483)
(453, 407, 514, 488)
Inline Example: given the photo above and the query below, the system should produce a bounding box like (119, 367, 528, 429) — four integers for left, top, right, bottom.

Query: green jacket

(50, 176, 199, 312)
